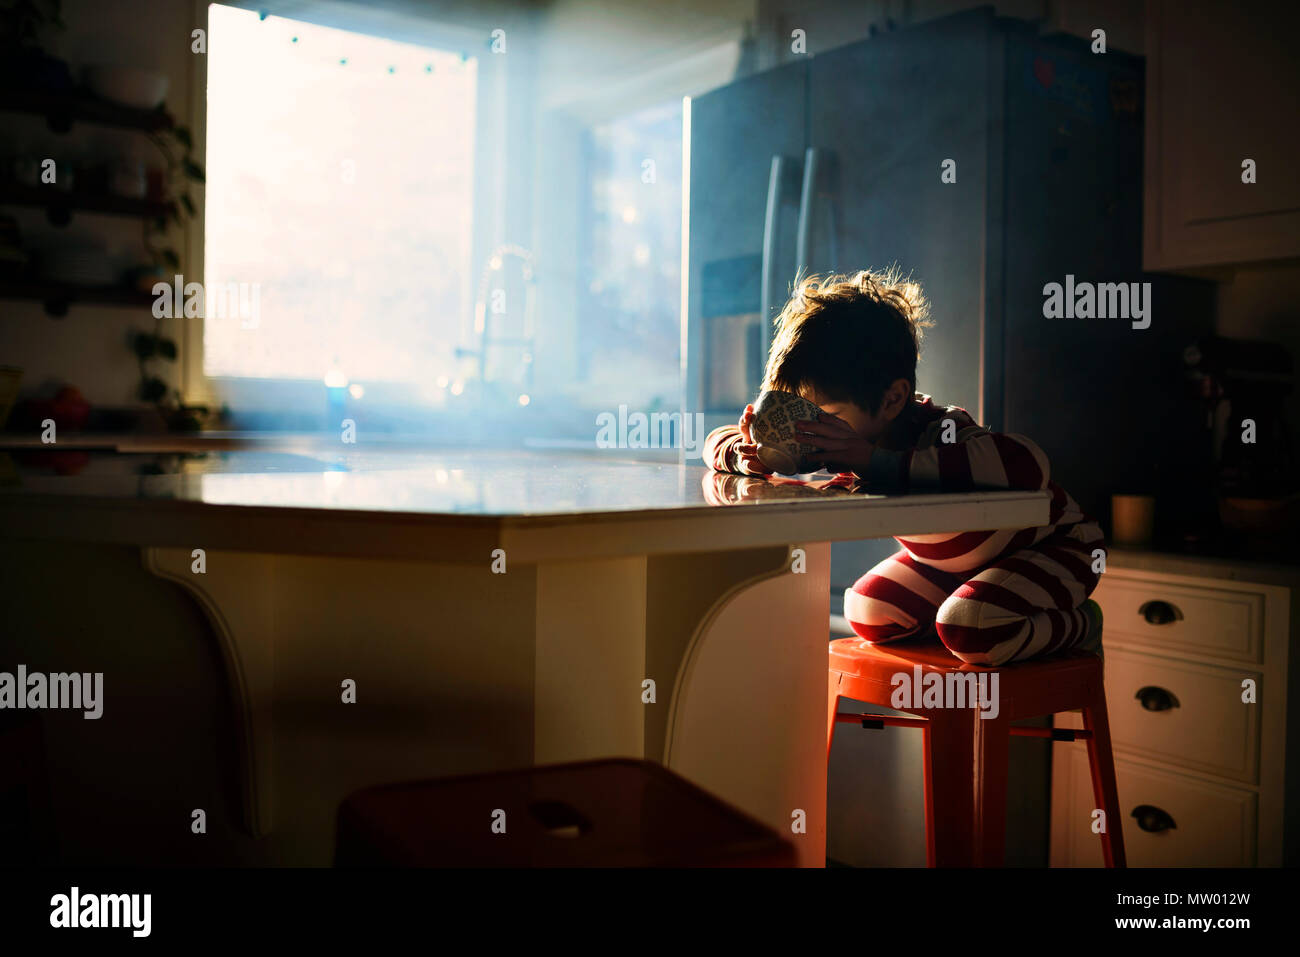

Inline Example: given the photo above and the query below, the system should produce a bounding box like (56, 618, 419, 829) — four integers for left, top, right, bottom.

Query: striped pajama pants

(843, 521, 1104, 667)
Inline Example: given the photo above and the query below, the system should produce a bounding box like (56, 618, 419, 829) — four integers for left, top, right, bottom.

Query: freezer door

(806, 10, 994, 424)
(998, 33, 1212, 522)
(685, 61, 809, 435)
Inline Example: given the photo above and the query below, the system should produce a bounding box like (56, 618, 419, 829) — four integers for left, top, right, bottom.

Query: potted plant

(132, 123, 208, 430)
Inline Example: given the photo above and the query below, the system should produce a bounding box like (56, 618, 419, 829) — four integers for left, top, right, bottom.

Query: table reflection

(702, 471, 864, 505)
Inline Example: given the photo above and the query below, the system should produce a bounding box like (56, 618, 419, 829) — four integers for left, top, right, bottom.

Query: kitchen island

(0, 447, 1049, 866)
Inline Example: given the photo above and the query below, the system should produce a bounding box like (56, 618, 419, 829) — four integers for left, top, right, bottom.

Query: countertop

(1107, 546, 1300, 587)
(0, 447, 1051, 563)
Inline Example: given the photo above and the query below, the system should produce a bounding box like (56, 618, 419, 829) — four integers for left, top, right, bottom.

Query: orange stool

(827, 635, 1125, 867)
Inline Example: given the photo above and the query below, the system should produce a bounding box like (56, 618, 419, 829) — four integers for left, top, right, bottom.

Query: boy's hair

(762, 268, 932, 415)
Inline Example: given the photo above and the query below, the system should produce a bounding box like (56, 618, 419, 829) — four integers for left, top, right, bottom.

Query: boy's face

(807, 378, 913, 442)
(812, 397, 886, 441)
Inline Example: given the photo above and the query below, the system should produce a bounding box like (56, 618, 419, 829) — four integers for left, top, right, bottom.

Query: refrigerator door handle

(760, 153, 801, 384)
(796, 147, 839, 276)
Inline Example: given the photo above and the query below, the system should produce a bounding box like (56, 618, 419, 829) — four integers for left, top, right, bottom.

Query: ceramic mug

(750, 389, 824, 474)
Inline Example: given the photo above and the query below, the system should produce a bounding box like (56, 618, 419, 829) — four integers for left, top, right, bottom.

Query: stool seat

(827, 635, 1125, 868)
(829, 636, 1107, 721)
(831, 635, 986, 676)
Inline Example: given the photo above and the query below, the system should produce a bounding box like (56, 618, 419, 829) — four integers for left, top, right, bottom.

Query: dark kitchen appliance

(1185, 334, 1295, 496)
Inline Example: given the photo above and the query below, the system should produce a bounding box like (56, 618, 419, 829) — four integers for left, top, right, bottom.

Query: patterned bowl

(750, 389, 823, 474)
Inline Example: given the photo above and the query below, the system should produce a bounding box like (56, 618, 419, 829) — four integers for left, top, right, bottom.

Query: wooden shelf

(0, 278, 155, 315)
(0, 87, 173, 133)
(0, 183, 174, 222)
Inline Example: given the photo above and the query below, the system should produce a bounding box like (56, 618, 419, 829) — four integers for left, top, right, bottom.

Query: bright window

(579, 101, 683, 413)
(203, 4, 476, 388)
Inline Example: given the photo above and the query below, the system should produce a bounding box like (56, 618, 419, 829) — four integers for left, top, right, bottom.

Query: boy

(704, 270, 1104, 668)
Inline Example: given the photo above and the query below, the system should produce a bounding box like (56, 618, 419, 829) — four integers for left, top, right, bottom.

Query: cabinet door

(1051, 747, 1257, 867)
(1144, 0, 1300, 268)
(807, 10, 992, 422)
(1101, 649, 1261, 784)
(686, 62, 808, 428)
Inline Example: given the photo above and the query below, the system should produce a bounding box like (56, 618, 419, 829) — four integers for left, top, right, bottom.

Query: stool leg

(920, 722, 936, 866)
(973, 713, 1010, 867)
(1082, 683, 1127, 868)
(826, 671, 841, 765)
(922, 708, 979, 866)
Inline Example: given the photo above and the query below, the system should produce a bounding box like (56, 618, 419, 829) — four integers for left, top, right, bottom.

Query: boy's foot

(1077, 599, 1103, 658)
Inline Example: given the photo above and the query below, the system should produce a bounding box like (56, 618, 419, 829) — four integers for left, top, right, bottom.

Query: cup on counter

(1111, 494, 1155, 547)
(145, 165, 167, 202)
(0, 366, 22, 430)
(111, 159, 147, 199)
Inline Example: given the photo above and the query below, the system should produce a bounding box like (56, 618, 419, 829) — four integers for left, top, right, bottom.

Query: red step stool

(827, 635, 1125, 867)
(336, 757, 797, 867)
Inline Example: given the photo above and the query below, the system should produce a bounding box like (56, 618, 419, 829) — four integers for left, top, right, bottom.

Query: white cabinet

(1050, 563, 1294, 866)
(1143, 0, 1300, 269)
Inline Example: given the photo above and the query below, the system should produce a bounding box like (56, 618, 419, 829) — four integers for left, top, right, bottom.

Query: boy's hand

(736, 404, 773, 475)
(796, 412, 875, 475)
(735, 442, 773, 476)
(738, 404, 756, 443)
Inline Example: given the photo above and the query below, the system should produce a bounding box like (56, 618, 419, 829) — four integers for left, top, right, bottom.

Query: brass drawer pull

(1132, 804, 1177, 833)
(1135, 685, 1180, 711)
(1139, 600, 1183, 625)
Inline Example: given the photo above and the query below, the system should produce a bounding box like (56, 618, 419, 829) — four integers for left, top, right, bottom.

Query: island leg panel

(145, 547, 538, 861)
(533, 556, 648, 764)
(141, 542, 831, 865)
(143, 547, 276, 838)
(660, 542, 832, 868)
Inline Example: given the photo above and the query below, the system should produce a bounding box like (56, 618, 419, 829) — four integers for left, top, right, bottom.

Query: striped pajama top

(703, 393, 1095, 575)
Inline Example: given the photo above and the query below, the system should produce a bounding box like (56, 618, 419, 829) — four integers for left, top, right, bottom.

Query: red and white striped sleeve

(703, 425, 748, 474)
(864, 416, 1051, 494)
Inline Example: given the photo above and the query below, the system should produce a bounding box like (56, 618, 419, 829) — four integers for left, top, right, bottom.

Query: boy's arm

(708, 423, 855, 482)
(863, 419, 1051, 494)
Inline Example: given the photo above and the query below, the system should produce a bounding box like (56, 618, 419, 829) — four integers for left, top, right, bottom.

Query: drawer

(1051, 747, 1257, 867)
(1100, 649, 1261, 784)
(1093, 576, 1263, 662)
